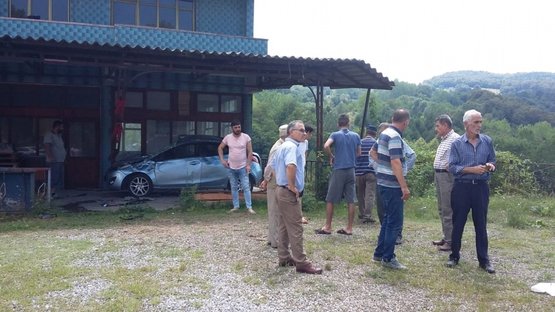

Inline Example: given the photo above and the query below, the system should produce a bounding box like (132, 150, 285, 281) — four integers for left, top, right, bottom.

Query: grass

(0, 194, 553, 311)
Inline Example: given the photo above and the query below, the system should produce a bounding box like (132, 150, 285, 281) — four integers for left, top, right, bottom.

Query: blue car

(106, 136, 263, 197)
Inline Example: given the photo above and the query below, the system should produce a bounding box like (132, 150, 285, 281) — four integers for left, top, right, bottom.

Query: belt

(434, 169, 448, 173)
(278, 185, 303, 197)
(455, 179, 487, 185)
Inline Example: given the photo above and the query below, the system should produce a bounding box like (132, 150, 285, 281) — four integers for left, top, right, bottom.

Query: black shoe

(395, 236, 403, 245)
(479, 263, 496, 274)
(446, 259, 459, 268)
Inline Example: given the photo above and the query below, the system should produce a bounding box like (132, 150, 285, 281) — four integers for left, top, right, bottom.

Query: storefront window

(197, 121, 218, 136)
(122, 123, 142, 152)
(172, 121, 195, 143)
(221, 95, 241, 113)
(197, 94, 219, 112)
(125, 91, 144, 108)
(69, 121, 97, 157)
(146, 120, 170, 154)
(146, 91, 171, 110)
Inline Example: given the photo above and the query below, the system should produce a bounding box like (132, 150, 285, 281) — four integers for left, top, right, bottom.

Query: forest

(251, 71, 555, 195)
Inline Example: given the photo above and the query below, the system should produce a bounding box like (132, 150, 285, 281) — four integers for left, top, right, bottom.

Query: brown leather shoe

(278, 258, 296, 267)
(432, 239, 446, 246)
(438, 242, 451, 252)
(296, 263, 323, 274)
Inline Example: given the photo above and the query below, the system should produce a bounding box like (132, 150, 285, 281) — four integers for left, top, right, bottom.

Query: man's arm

(323, 138, 334, 165)
(246, 141, 253, 173)
(286, 163, 299, 198)
(218, 142, 228, 168)
(391, 158, 410, 200)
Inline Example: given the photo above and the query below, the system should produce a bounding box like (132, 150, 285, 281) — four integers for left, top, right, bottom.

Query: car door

(153, 143, 199, 188)
(197, 142, 229, 189)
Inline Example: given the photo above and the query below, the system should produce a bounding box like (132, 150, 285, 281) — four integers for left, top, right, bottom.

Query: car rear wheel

(127, 174, 152, 197)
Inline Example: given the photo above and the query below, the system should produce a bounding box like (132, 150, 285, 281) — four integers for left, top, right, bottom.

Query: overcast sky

(254, 0, 555, 84)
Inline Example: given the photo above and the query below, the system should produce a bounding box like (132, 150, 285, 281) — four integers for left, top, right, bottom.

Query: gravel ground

(8, 211, 552, 311)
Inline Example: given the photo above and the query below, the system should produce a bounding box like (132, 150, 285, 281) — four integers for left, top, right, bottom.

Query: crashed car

(106, 136, 263, 197)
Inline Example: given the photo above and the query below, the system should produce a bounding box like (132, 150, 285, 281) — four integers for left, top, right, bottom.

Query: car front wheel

(127, 174, 152, 197)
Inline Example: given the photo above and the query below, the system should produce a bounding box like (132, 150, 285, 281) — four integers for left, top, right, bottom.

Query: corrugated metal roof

(0, 36, 394, 90)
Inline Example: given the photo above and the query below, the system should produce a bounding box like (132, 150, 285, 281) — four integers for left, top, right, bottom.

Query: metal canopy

(0, 36, 394, 91)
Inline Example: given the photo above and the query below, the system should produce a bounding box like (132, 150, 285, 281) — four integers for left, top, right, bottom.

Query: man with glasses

(316, 114, 361, 236)
(273, 120, 322, 274)
(218, 120, 255, 214)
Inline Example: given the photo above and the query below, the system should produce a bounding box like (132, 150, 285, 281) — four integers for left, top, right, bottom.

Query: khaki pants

(435, 172, 454, 242)
(266, 178, 279, 247)
(276, 187, 308, 265)
(356, 173, 376, 219)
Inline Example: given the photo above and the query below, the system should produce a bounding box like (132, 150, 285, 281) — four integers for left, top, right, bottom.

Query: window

(146, 120, 170, 154)
(122, 123, 142, 152)
(197, 94, 218, 112)
(124, 91, 144, 108)
(146, 91, 171, 110)
(197, 94, 242, 113)
(197, 121, 218, 136)
(113, 0, 194, 30)
(68, 121, 97, 157)
(10, 0, 69, 21)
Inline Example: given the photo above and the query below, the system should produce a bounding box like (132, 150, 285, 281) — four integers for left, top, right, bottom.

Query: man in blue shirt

(316, 114, 361, 236)
(273, 120, 322, 274)
(447, 109, 496, 274)
(355, 124, 377, 224)
(372, 109, 411, 270)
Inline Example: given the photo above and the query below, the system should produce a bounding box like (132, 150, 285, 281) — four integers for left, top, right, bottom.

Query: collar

(461, 133, 481, 143)
(285, 137, 300, 145)
(389, 125, 403, 137)
(441, 129, 455, 141)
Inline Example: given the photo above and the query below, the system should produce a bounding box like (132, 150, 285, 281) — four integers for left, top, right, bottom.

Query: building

(0, 0, 393, 189)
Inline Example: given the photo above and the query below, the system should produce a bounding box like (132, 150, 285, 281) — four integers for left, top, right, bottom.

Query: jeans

(374, 186, 404, 261)
(228, 167, 252, 209)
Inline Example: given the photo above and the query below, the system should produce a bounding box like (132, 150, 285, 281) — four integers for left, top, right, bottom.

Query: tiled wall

(0, 0, 266, 54)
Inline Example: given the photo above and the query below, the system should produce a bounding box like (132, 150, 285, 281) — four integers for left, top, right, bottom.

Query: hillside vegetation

(252, 71, 555, 194)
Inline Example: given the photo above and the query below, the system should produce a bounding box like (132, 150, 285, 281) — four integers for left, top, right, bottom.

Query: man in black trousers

(447, 109, 497, 274)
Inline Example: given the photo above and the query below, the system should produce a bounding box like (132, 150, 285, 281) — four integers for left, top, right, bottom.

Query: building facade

(0, 0, 267, 188)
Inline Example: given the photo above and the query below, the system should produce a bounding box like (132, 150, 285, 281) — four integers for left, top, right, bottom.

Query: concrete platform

(50, 188, 267, 212)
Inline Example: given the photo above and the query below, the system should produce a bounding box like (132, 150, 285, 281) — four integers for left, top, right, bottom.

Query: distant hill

(424, 71, 555, 112)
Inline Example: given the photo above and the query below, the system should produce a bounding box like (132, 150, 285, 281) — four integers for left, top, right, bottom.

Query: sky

(254, 0, 555, 84)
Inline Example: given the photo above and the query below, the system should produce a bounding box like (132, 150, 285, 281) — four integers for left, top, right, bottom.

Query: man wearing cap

(432, 114, 460, 252)
(260, 124, 289, 248)
(355, 124, 378, 224)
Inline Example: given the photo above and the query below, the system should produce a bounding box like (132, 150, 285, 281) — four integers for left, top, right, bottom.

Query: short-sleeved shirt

(355, 136, 376, 176)
(222, 132, 251, 170)
(433, 129, 460, 170)
(43, 131, 66, 163)
(328, 128, 361, 170)
(298, 140, 308, 166)
(375, 126, 405, 188)
(272, 138, 304, 192)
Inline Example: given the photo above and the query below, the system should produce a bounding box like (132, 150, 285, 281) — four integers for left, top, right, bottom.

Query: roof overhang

(0, 36, 394, 91)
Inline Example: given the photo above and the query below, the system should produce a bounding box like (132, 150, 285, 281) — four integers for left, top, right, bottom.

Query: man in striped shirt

(355, 124, 377, 224)
(432, 115, 460, 252)
(372, 109, 411, 270)
(446, 109, 496, 274)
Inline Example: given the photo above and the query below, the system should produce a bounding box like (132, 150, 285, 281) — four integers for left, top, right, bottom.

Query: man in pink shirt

(218, 120, 255, 214)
